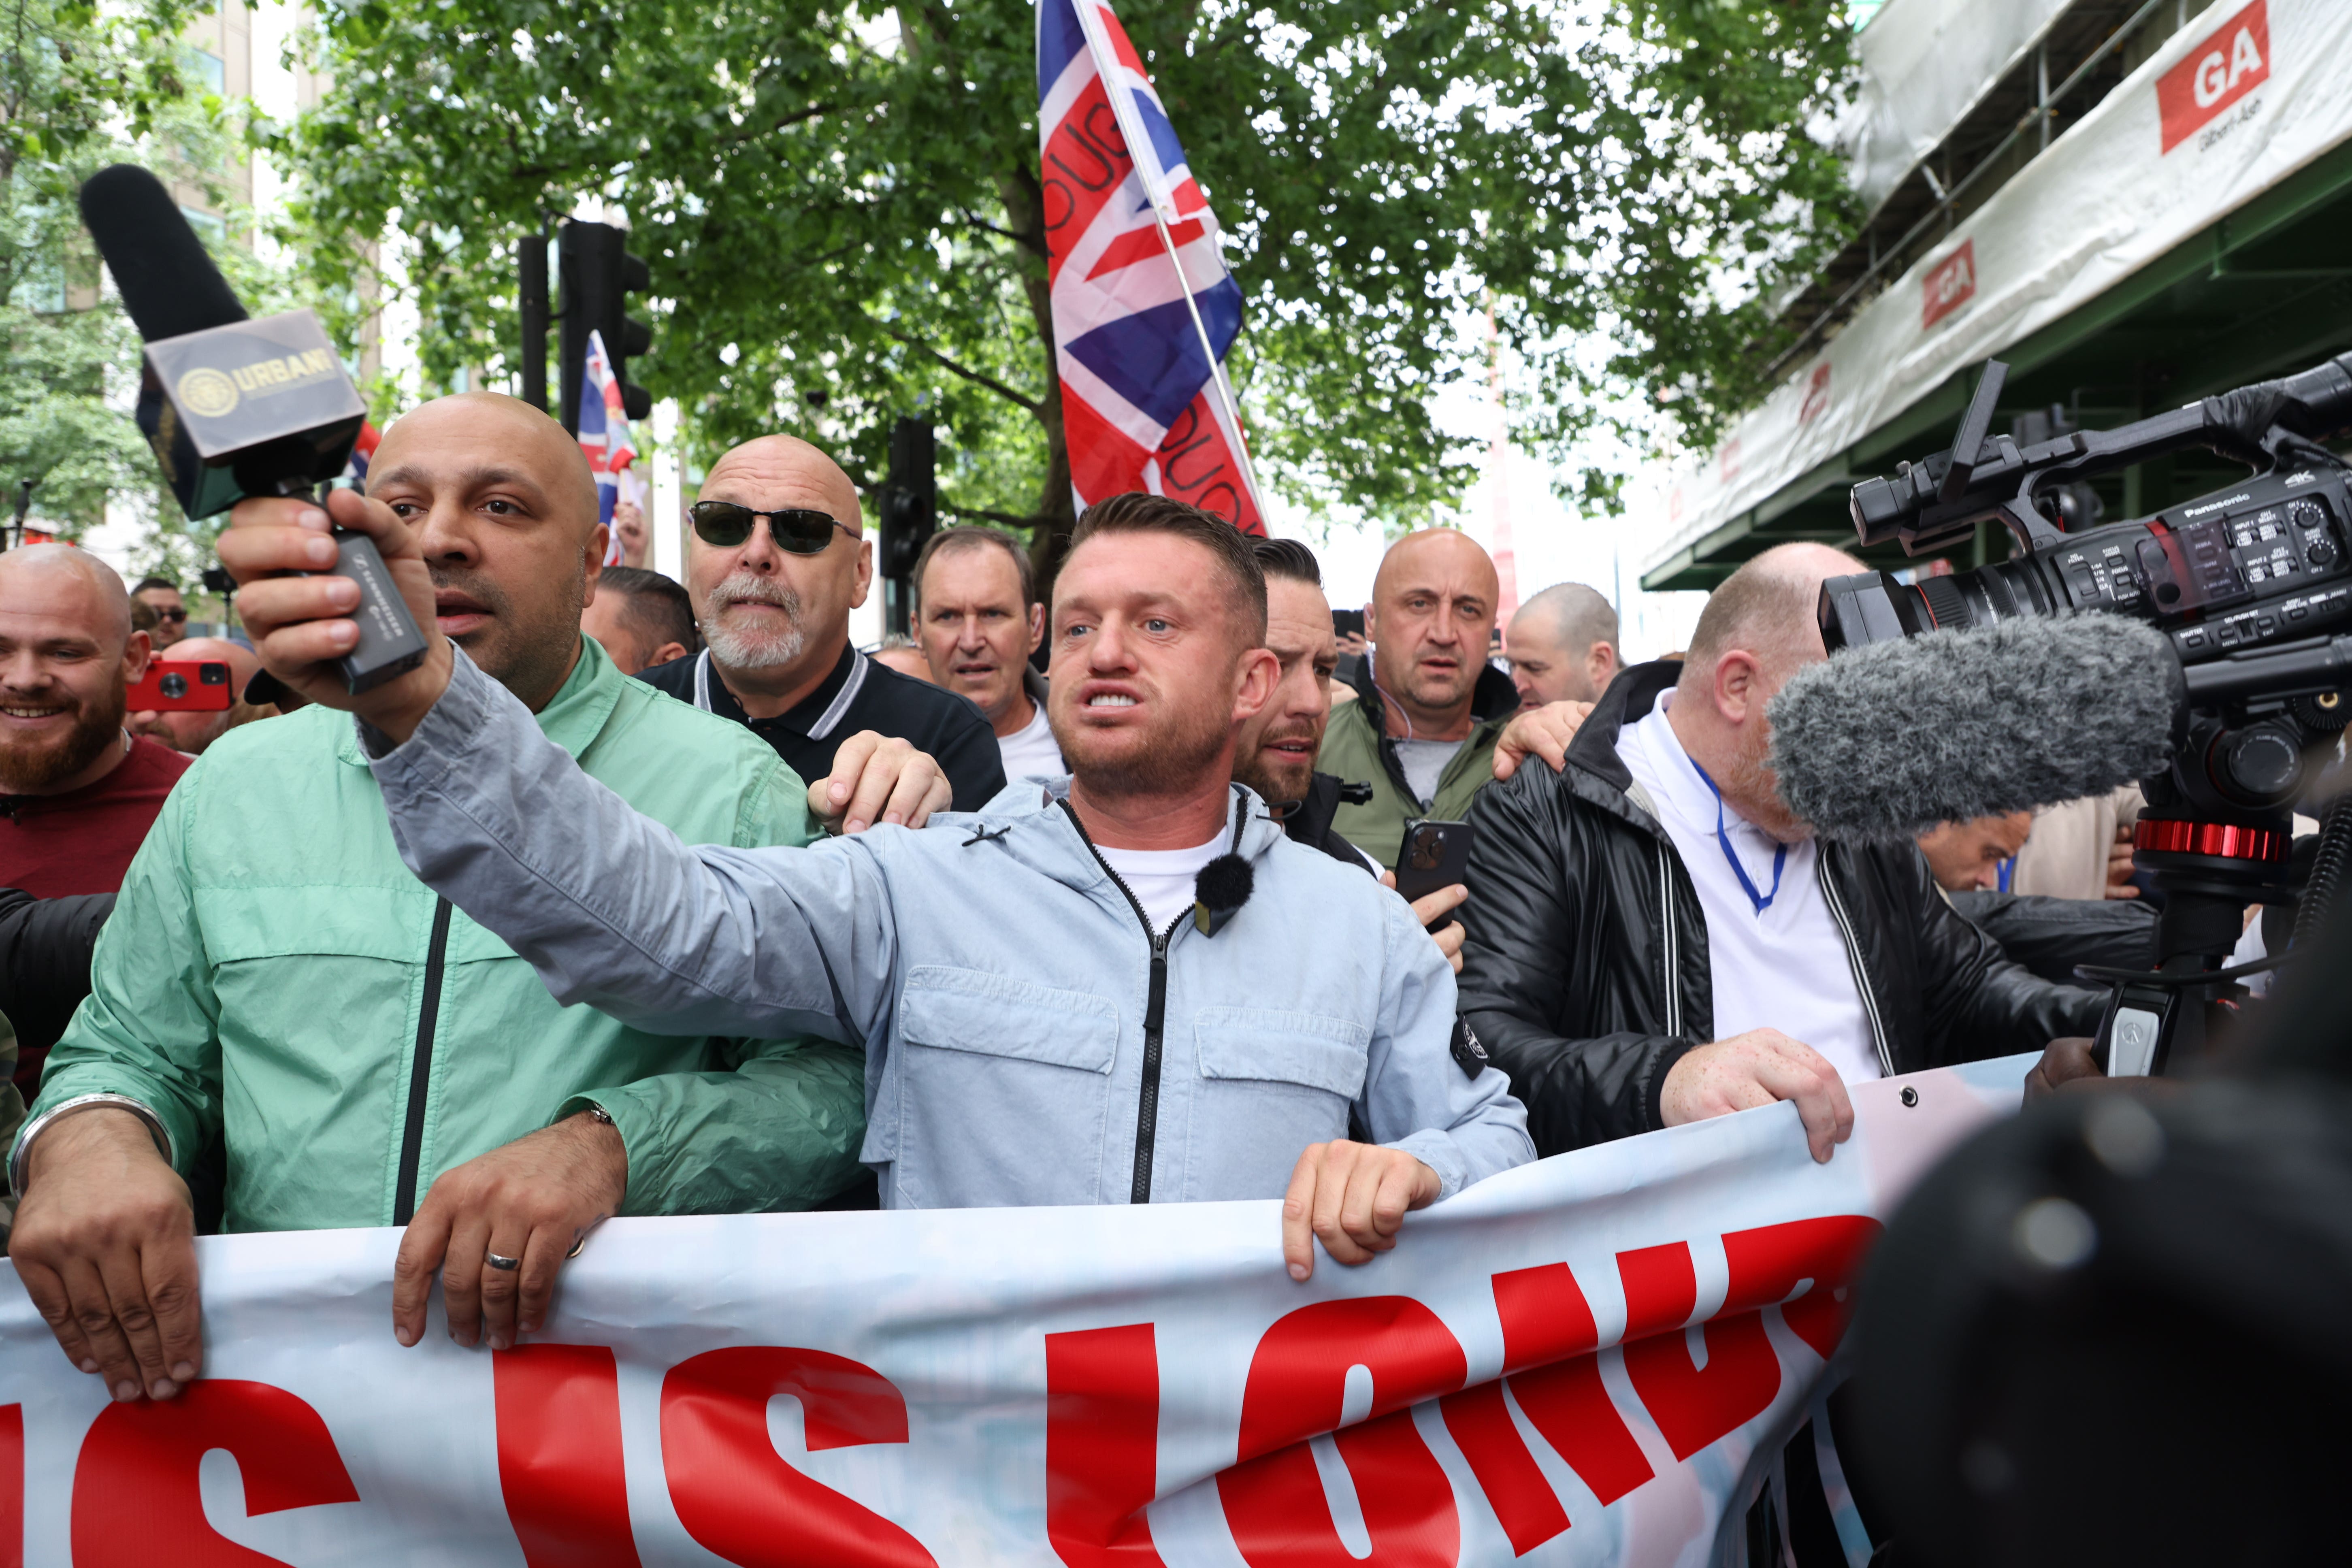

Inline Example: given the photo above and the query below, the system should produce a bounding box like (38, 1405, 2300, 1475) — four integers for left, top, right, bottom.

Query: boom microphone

(79, 165, 426, 693)
(1767, 614, 2182, 841)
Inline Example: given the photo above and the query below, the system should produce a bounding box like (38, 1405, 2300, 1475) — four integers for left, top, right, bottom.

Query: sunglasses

(689, 502, 859, 554)
(156, 607, 188, 622)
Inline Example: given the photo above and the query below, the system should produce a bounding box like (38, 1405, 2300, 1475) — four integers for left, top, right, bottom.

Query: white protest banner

(0, 1057, 2028, 1566)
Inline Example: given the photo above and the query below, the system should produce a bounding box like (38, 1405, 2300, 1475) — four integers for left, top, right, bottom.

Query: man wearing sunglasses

(131, 578, 190, 651)
(637, 436, 1006, 820)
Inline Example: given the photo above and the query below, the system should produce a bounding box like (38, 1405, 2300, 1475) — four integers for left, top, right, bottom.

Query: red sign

(2158, 0, 2269, 154)
(1798, 362, 1832, 426)
(1921, 239, 1977, 330)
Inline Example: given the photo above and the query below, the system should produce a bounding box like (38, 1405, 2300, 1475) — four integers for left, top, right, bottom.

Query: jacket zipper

(1654, 843, 1684, 1038)
(1057, 802, 1187, 1204)
(1817, 862, 1896, 1077)
(393, 897, 454, 1225)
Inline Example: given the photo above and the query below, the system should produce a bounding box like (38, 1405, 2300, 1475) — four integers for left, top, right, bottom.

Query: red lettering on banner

(1438, 1384, 1567, 1555)
(1440, 1262, 1653, 1552)
(1492, 1264, 1653, 1504)
(1218, 1297, 1467, 1567)
(69, 1380, 360, 1566)
(2158, 1, 2269, 153)
(494, 1344, 643, 1568)
(1922, 240, 1976, 330)
(1617, 1243, 1783, 1461)
(0, 1405, 19, 1568)
(1721, 1216, 1883, 1360)
(661, 1347, 934, 1568)
(1046, 1323, 1168, 1568)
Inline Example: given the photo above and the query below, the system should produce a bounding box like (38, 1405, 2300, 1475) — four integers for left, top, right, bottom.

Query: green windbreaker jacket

(1315, 657, 1522, 869)
(23, 638, 865, 1232)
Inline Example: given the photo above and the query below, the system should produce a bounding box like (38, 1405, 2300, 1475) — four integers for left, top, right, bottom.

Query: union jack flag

(1037, 0, 1266, 534)
(343, 419, 381, 486)
(579, 329, 639, 564)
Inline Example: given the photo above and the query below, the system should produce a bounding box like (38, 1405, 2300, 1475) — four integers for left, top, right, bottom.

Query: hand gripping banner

(0, 1059, 2026, 1566)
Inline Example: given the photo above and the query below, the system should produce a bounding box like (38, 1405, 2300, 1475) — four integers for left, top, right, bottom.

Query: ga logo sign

(2158, 0, 2269, 153)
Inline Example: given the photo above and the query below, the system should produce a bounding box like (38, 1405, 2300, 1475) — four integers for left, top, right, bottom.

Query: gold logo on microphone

(176, 367, 240, 418)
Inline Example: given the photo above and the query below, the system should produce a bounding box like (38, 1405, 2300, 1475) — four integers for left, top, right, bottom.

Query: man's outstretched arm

(219, 492, 901, 1047)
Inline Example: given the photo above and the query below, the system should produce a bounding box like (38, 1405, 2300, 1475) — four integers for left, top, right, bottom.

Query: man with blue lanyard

(1456, 543, 2105, 1161)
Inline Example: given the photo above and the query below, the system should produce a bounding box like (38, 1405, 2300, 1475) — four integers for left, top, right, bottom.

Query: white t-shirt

(1392, 736, 1464, 808)
(1617, 693, 1882, 1087)
(996, 696, 1066, 783)
(1097, 833, 1228, 935)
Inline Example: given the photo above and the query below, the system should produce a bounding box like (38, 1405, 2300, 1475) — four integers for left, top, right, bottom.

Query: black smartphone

(1393, 818, 1475, 914)
(1332, 608, 1365, 640)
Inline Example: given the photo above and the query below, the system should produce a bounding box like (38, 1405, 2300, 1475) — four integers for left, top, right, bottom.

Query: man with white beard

(638, 436, 1005, 818)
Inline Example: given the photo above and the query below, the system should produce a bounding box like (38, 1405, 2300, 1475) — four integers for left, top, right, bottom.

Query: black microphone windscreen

(78, 164, 247, 343)
(1768, 614, 2181, 842)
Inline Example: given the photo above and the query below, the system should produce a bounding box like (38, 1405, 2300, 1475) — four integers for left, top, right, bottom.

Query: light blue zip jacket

(364, 651, 1533, 1210)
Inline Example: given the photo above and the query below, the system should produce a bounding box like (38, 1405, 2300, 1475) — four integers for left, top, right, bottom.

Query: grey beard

(701, 578, 807, 671)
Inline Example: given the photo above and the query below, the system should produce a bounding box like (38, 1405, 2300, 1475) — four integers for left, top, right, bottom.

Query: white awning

(1641, 0, 2343, 577)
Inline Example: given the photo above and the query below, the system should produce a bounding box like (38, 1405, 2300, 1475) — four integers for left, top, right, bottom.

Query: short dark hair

(912, 525, 1035, 611)
(1251, 537, 1322, 589)
(1068, 493, 1268, 641)
(599, 567, 698, 657)
(132, 575, 179, 596)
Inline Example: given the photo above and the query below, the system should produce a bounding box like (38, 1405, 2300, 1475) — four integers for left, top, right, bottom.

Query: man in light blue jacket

(222, 490, 1534, 1280)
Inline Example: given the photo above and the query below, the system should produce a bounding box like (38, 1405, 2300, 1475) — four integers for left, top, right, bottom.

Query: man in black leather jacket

(1457, 543, 2104, 1159)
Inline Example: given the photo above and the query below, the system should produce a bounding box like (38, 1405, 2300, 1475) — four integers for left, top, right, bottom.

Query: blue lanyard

(1688, 760, 1787, 916)
(1997, 855, 2015, 894)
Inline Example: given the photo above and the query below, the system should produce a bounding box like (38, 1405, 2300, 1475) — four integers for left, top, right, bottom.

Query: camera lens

(158, 672, 188, 700)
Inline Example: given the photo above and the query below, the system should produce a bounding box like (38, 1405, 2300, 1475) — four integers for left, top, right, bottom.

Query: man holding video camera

(7, 392, 953, 1408)
(1458, 543, 2105, 1160)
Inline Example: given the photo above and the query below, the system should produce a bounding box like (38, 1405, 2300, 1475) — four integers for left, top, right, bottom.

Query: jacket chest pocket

(891, 966, 1121, 1208)
(1186, 1007, 1369, 1200)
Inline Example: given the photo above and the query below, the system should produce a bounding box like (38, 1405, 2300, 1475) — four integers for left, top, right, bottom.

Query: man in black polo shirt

(639, 436, 1005, 814)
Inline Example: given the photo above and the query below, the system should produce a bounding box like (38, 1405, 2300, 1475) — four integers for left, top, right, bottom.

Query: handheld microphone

(79, 165, 426, 693)
(1767, 614, 2183, 841)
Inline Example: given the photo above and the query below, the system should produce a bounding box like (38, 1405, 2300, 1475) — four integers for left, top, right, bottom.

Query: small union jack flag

(579, 329, 639, 563)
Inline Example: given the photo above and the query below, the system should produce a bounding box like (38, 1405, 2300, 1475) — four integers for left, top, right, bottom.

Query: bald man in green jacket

(8, 394, 951, 1408)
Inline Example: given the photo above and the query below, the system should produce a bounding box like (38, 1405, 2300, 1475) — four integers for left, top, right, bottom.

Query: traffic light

(876, 417, 936, 636)
(556, 220, 653, 434)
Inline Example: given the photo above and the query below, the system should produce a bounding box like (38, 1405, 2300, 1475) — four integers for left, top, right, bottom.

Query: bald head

(702, 435, 864, 531)
(362, 390, 610, 712)
(1372, 528, 1499, 607)
(1679, 542, 1864, 691)
(0, 545, 132, 651)
(689, 434, 874, 697)
(1366, 528, 1502, 735)
(0, 545, 147, 794)
(373, 392, 601, 542)
(1508, 581, 1619, 705)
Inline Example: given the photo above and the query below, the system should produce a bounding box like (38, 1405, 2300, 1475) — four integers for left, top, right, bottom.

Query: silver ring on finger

(485, 1251, 522, 1272)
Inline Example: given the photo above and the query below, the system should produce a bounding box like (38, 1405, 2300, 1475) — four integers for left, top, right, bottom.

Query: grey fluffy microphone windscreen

(1767, 614, 2182, 841)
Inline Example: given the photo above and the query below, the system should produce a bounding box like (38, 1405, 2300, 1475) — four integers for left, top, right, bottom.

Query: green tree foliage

(0, 0, 262, 577)
(275, 0, 1853, 570)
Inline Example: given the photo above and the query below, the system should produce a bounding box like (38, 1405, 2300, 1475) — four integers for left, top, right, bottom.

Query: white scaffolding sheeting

(1838, 0, 2077, 210)
(1642, 0, 2347, 579)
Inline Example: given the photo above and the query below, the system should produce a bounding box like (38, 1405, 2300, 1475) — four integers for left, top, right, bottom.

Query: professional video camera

(1818, 353, 2352, 1076)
